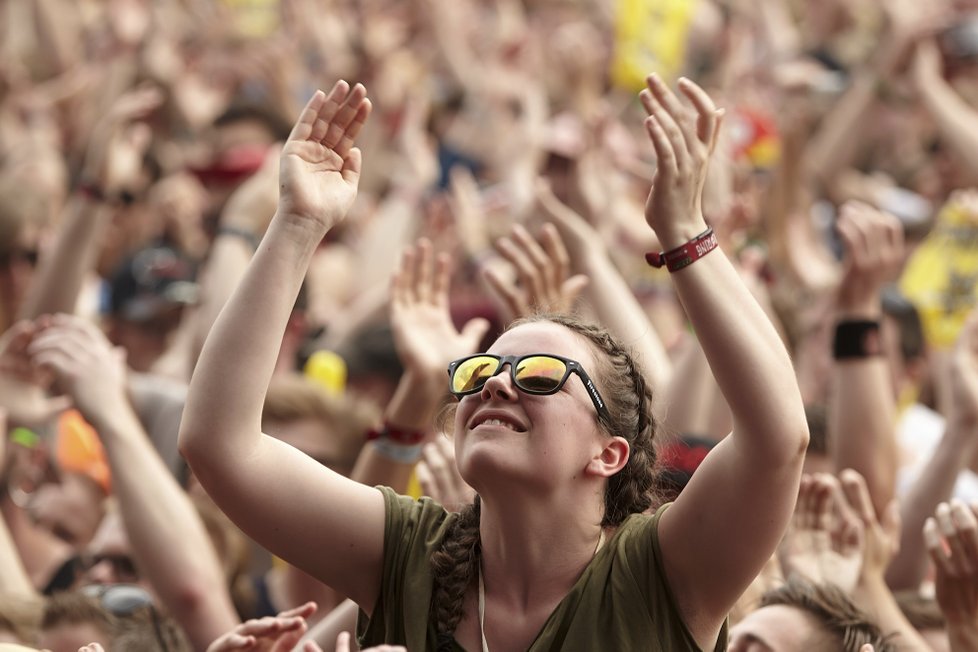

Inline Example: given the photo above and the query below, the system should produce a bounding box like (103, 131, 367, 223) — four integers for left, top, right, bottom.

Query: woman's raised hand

(278, 81, 372, 233)
(639, 74, 723, 249)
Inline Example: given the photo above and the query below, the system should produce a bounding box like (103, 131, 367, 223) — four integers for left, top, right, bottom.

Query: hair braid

(430, 496, 481, 647)
(517, 314, 659, 526)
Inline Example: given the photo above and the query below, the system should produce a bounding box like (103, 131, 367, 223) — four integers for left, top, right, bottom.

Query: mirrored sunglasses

(447, 353, 609, 420)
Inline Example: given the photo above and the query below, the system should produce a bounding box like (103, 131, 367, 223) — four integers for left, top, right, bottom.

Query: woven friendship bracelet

(365, 421, 426, 445)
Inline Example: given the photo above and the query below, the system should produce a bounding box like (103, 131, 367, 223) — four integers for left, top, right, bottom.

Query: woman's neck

(476, 497, 607, 609)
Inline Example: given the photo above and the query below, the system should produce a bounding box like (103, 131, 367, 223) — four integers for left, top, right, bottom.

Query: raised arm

(28, 313, 238, 649)
(805, 0, 942, 196)
(887, 308, 978, 590)
(839, 469, 931, 652)
(535, 181, 674, 395)
(828, 202, 903, 515)
(350, 238, 487, 491)
(0, 409, 37, 599)
(18, 86, 161, 321)
(178, 82, 386, 611)
(186, 146, 282, 374)
(913, 38, 978, 180)
(926, 500, 978, 652)
(641, 75, 809, 648)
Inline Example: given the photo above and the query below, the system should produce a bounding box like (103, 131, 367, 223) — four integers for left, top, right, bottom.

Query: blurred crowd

(1, 0, 978, 650)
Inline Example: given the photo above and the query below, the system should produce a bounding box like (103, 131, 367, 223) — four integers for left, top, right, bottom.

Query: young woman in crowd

(179, 73, 808, 650)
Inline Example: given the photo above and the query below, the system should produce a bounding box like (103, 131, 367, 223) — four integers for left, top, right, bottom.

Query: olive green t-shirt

(357, 486, 727, 651)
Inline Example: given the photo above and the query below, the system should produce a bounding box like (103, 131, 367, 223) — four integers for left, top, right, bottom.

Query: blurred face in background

(30, 472, 106, 549)
(0, 222, 44, 326)
(79, 508, 156, 601)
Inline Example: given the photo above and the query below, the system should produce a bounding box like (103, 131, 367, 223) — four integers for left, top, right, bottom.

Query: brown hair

(429, 314, 659, 645)
(761, 578, 896, 652)
(40, 591, 116, 639)
(109, 608, 191, 652)
(261, 373, 379, 475)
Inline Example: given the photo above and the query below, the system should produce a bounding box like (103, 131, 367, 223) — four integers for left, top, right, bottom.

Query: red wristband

(645, 227, 718, 272)
(365, 421, 425, 445)
(77, 181, 107, 203)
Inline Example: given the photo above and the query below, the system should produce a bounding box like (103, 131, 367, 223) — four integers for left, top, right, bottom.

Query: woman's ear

(587, 437, 630, 478)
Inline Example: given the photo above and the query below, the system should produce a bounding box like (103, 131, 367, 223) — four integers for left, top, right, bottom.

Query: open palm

(278, 81, 372, 232)
(390, 239, 488, 379)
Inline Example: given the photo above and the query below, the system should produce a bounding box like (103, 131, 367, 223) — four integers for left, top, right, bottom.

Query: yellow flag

(612, 0, 696, 91)
(222, 0, 281, 39)
(899, 194, 978, 348)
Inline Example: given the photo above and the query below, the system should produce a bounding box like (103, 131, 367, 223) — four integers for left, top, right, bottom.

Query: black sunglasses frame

(447, 353, 610, 421)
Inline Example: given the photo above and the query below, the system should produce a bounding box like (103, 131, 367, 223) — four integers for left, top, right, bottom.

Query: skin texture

(727, 605, 824, 652)
(453, 321, 616, 497)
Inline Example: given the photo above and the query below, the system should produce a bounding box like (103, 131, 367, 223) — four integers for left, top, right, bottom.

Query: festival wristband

(833, 320, 883, 360)
(645, 227, 718, 272)
(366, 421, 426, 445)
(77, 181, 109, 203)
(370, 438, 425, 464)
(10, 427, 40, 449)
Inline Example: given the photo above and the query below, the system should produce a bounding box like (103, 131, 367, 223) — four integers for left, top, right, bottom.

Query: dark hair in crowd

(761, 578, 896, 652)
(430, 314, 659, 646)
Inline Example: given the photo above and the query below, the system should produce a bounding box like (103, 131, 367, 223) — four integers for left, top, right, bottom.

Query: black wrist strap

(833, 320, 882, 360)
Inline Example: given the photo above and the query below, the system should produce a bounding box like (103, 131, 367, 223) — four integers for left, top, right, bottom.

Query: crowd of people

(1, 0, 978, 650)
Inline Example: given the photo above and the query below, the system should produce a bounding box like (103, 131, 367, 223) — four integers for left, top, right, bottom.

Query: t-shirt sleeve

(616, 503, 728, 651)
(357, 485, 455, 648)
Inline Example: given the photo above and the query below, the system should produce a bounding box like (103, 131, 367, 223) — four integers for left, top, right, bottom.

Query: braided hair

(431, 496, 481, 650)
(429, 314, 659, 642)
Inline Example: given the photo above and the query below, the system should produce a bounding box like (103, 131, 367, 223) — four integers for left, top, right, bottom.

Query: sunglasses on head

(447, 353, 610, 420)
(81, 584, 170, 652)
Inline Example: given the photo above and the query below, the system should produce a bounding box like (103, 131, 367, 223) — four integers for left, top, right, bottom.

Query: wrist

(836, 297, 882, 320)
(76, 180, 112, 204)
(216, 225, 260, 251)
(84, 399, 141, 447)
(365, 421, 426, 465)
(651, 219, 710, 251)
(399, 365, 446, 395)
(273, 209, 332, 241)
(266, 212, 329, 252)
(853, 574, 891, 609)
(645, 225, 718, 273)
(833, 319, 883, 360)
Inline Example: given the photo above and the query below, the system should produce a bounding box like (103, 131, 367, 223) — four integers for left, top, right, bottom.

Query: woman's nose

(480, 363, 517, 401)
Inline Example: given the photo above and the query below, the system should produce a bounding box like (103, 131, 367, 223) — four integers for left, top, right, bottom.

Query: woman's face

(452, 321, 607, 493)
